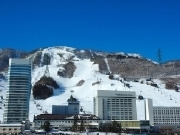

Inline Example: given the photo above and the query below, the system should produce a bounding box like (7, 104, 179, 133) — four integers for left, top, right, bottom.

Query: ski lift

(80, 106, 83, 112)
(170, 95, 172, 100)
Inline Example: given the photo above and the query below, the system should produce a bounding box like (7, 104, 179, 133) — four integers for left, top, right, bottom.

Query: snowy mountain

(0, 46, 180, 123)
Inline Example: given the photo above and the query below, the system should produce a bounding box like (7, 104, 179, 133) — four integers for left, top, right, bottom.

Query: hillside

(0, 46, 180, 122)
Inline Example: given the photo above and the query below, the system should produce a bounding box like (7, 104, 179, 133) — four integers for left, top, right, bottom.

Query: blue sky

(0, 0, 180, 62)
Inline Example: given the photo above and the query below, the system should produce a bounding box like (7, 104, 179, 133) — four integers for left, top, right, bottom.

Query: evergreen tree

(42, 120, 51, 132)
(109, 120, 122, 134)
(71, 115, 78, 132)
(80, 119, 85, 132)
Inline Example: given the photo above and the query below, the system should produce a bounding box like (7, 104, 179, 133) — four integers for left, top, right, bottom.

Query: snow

(0, 79, 7, 123)
(127, 53, 142, 58)
(0, 47, 180, 123)
(115, 52, 142, 59)
(45, 130, 129, 135)
(104, 58, 111, 73)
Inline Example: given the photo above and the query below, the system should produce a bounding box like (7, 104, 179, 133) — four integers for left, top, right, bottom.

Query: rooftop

(34, 114, 100, 120)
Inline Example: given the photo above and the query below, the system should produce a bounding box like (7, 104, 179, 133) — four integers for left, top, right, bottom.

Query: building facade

(144, 98, 180, 126)
(93, 90, 137, 120)
(101, 120, 150, 132)
(153, 106, 180, 125)
(144, 98, 154, 125)
(52, 95, 80, 115)
(3, 58, 31, 123)
(0, 124, 23, 134)
(33, 114, 100, 130)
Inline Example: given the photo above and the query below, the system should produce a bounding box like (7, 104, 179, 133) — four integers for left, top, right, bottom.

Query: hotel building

(3, 58, 31, 123)
(93, 90, 137, 120)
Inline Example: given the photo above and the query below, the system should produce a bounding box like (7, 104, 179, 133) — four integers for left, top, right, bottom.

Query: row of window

(108, 103, 132, 105)
(107, 99, 132, 101)
(154, 116, 180, 118)
(154, 122, 179, 124)
(108, 106, 133, 109)
(108, 116, 133, 120)
(153, 110, 180, 113)
(37, 120, 98, 123)
(108, 108, 132, 111)
(1, 128, 18, 131)
(107, 100, 132, 103)
(154, 118, 180, 121)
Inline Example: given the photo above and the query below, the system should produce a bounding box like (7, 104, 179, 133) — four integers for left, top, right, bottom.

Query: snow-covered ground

(36, 130, 130, 135)
(0, 47, 180, 123)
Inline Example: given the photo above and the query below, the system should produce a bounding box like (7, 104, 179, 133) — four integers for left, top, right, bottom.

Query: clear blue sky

(0, 0, 180, 62)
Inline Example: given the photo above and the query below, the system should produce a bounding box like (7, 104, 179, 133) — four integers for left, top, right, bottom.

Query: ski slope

(0, 47, 180, 123)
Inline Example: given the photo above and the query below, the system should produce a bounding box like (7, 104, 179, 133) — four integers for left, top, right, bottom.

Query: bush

(174, 86, 179, 92)
(33, 84, 53, 99)
(92, 81, 101, 86)
(165, 81, 179, 91)
(32, 76, 59, 99)
(125, 83, 130, 88)
(150, 83, 159, 88)
(76, 80, 85, 86)
(138, 95, 144, 100)
(109, 74, 114, 80)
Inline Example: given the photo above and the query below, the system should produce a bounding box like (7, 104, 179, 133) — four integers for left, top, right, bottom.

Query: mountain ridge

(1, 46, 180, 78)
(0, 46, 180, 122)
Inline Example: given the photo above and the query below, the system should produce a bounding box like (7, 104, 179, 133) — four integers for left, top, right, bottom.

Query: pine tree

(80, 119, 84, 132)
(42, 120, 51, 132)
(110, 120, 122, 133)
(71, 115, 78, 132)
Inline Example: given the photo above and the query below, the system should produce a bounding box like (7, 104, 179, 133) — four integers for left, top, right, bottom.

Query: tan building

(0, 124, 23, 134)
(101, 120, 150, 131)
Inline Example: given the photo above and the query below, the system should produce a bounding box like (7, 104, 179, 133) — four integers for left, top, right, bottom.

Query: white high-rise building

(3, 58, 31, 123)
(93, 90, 137, 120)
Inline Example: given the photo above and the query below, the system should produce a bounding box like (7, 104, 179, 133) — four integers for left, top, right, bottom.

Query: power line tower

(157, 48, 162, 64)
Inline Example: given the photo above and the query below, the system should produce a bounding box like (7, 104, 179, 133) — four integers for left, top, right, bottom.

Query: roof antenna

(70, 90, 74, 96)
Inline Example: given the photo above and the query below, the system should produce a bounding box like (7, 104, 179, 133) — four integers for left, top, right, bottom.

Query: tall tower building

(3, 58, 31, 123)
(93, 90, 137, 120)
